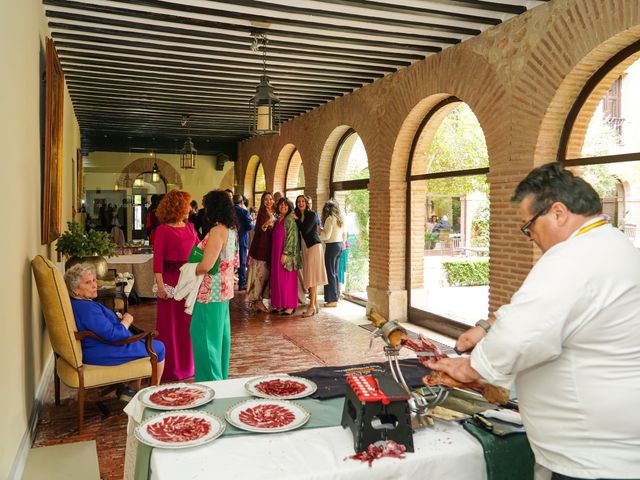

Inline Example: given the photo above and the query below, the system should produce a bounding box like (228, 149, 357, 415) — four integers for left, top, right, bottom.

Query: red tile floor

(32, 293, 410, 479)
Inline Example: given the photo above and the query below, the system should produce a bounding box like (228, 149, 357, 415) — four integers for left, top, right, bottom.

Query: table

(123, 377, 488, 480)
(107, 254, 155, 298)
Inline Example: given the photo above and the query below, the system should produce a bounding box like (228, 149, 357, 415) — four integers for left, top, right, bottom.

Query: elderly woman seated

(64, 263, 165, 400)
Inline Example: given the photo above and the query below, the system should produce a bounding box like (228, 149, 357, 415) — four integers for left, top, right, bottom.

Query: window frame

(405, 96, 489, 337)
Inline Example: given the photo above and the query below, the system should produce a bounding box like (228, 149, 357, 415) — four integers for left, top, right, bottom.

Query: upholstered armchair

(31, 255, 158, 433)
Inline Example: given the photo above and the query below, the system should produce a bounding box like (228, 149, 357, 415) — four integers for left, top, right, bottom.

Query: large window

(285, 149, 305, 199)
(253, 161, 266, 208)
(560, 45, 640, 245)
(407, 99, 490, 336)
(331, 130, 369, 302)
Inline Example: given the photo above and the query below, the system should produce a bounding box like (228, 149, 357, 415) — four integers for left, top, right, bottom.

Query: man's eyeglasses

(520, 208, 548, 237)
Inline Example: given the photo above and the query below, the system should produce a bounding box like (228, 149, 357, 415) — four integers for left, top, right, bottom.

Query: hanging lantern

(250, 33, 281, 135)
(133, 176, 144, 188)
(151, 163, 160, 183)
(179, 115, 197, 169)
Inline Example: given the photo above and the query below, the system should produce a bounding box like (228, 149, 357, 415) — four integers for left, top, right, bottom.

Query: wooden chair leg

(77, 367, 85, 434)
(54, 370, 61, 406)
(78, 386, 85, 434)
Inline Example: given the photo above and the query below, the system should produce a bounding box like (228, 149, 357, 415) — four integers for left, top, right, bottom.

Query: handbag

(188, 245, 221, 274)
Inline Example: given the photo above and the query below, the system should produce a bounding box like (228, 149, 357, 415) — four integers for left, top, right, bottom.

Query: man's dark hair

(225, 189, 234, 195)
(203, 190, 237, 229)
(190, 200, 198, 208)
(232, 193, 243, 205)
(511, 162, 602, 215)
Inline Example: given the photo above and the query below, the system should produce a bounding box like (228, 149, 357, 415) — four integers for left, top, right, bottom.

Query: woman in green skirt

(192, 190, 239, 381)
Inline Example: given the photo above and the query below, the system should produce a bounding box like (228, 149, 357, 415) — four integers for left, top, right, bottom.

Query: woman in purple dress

(270, 198, 301, 315)
(153, 190, 199, 380)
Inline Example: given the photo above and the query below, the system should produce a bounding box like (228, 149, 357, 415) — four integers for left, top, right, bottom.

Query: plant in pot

(56, 221, 118, 279)
(424, 231, 440, 250)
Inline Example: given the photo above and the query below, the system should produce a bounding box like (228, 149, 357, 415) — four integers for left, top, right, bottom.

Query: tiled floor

(31, 293, 425, 480)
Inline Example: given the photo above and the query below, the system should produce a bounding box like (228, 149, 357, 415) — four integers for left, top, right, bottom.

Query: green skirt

(190, 300, 230, 382)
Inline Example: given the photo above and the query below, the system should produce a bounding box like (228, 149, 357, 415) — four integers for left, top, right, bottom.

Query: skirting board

(7, 352, 54, 480)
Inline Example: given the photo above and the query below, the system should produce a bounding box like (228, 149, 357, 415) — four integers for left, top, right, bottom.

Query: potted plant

(56, 221, 118, 278)
(424, 231, 439, 250)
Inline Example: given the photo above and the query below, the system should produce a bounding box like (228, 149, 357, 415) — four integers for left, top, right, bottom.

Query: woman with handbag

(152, 190, 199, 381)
(192, 190, 239, 381)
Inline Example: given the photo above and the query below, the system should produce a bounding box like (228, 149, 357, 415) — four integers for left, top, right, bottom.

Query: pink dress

(153, 222, 199, 380)
(270, 218, 299, 309)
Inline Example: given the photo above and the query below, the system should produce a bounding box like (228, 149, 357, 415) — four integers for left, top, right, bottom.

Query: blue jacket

(234, 204, 255, 249)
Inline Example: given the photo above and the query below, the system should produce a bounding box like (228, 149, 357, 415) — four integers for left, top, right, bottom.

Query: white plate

(244, 375, 317, 400)
(139, 383, 215, 410)
(225, 398, 310, 433)
(135, 410, 225, 449)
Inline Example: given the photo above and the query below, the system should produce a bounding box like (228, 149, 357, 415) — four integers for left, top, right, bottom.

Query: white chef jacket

(471, 218, 640, 479)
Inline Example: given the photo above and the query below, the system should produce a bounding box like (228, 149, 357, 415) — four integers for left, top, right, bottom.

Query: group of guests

(245, 192, 346, 318)
(64, 188, 240, 392)
(62, 188, 348, 400)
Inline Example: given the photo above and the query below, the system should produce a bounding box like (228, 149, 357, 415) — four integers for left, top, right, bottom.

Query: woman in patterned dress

(191, 190, 239, 381)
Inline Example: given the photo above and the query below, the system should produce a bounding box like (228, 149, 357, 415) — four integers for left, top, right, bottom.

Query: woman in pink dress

(270, 198, 301, 315)
(153, 190, 199, 380)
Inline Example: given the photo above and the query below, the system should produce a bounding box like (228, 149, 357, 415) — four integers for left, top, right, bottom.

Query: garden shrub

(442, 258, 488, 286)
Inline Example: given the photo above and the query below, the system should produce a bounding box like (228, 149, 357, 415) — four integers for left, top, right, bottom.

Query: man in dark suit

(233, 193, 255, 291)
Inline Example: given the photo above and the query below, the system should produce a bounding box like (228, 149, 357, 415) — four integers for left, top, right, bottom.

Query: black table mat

(289, 358, 430, 399)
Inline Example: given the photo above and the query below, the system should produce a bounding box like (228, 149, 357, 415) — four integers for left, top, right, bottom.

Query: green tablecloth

(134, 396, 345, 480)
(462, 421, 535, 480)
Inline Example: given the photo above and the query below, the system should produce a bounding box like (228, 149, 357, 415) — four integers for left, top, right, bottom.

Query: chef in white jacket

(428, 163, 640, 480)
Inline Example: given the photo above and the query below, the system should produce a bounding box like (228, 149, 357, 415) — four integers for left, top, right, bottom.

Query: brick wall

(238, 0, 640, 321)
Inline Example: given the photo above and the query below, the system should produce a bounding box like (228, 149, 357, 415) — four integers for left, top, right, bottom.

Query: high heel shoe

(314, 304, 320, 314)
(302, 307, 316, 318)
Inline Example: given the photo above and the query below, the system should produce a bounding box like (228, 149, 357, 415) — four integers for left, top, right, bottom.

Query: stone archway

(117, 157, 183, 189)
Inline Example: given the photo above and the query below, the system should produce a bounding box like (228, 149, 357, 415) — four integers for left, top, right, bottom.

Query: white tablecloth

(124, 377, 488, 480)
(107, 254, 153, 264)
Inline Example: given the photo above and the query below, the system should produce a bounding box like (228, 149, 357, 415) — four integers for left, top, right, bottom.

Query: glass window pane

(572, 57, 640, 158)
(255, 162, 266, 192)
(566, 161, 640, 246)
(333, 133, 369, 181)
(332, 191, 369, 301)
(409, 175, 489, 326)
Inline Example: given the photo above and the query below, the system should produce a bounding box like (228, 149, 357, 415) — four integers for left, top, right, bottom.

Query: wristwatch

(475, 319, 491, 333)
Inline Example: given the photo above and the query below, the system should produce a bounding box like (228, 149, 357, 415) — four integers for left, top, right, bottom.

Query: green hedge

(442, 258, 489, 286)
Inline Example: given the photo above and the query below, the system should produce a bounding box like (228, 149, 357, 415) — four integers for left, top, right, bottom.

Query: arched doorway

(406, 98, 490, 335)
(330, 129, 369, 303)
(559, 42, 640, 246)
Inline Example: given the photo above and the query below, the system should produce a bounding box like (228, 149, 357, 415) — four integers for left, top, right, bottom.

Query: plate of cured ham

(225, 399, 310, 433)
(139, 383, 215, 410)
(135, 411, 225, 448)
(244, 375, 317, 400)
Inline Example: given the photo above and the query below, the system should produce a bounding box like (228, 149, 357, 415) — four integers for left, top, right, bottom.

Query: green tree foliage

(471, 205, 490, 248)
(425, 104, 489, 196)
(343, 188, 369, 292)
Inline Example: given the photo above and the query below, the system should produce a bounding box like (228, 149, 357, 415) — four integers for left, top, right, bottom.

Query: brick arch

(316, 125, 353, 208)
(523, 14, 640, 164)
(117, 157, 183, 189)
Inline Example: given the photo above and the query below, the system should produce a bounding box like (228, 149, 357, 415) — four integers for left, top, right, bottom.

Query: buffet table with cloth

(107, 254, 155, 298)
(123, 376, 488, 480)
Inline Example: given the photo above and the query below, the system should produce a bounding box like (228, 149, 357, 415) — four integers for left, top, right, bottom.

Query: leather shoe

(324, 301, 338, 307)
